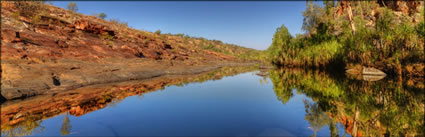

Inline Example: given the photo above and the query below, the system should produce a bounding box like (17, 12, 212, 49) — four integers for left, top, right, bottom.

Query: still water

(1, 67, 424, 136)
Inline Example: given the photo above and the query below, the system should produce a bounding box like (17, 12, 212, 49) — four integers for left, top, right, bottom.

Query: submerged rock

(256, 72, 268, 77)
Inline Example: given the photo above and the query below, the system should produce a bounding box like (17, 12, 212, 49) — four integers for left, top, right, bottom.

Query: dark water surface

(1, 67, 424, 136)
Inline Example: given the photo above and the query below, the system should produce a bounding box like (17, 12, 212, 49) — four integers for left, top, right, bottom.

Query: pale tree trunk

(352, 106, 360, 137)
(347, 1, 356, 34)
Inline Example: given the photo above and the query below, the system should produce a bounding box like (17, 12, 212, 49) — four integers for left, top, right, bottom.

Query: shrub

(155, 30, 161, 35)
(13, 1, 45, 17)
(97, 13, 107, 19)
(175, 33, 184, 37)
(109, 18, 128, 27)
(32, 14, 41, 24)
(267, 25, 292, 65)
(416, 21, 425, 38)
(67, 2, 78, 13)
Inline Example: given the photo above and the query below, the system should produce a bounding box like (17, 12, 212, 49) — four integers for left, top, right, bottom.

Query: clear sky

(53, 1, 309, 50)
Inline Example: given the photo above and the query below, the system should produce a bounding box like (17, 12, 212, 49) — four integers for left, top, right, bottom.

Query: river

(1, 66, 423, 136)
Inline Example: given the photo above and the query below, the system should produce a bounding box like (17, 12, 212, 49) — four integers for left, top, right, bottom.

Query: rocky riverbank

(1, 58, 256, 101)
(1, 66, 258, 131)
(1, 2, 261, 102)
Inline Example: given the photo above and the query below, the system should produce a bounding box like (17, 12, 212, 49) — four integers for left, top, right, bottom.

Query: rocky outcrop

(336, 0, 424, 16)
(378, 0, 423, 15)
(0, 1, 259, 102)
(73, 19, 115, 36)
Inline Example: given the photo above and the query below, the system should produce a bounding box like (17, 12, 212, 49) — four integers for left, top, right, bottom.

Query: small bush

(155, 30, 161, 35)
(109, 18, 128, 27)
(13, 1, 45, 17)
(32, 14, 41, 24)
(67, 2, 78, 13)
(12, 11, 20, 20)
(97, 13, 107, 19)
(175, 33, 184, 37)
(102, 33, 114, 40)
(416, 21, 425, 38)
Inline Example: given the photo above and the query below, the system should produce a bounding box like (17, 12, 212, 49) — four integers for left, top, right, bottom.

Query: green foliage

(102, 33, 114, 40)
(346, 7, 424, 70)
(268, 1, 424, 75)
(268, 68, 424, 136)
(13, 1, 45, 17)
(267, 25, 292, 64)
(12, 11, 20, 20)
(1, 115, 45, 137)
(155, 30, 161, 35)
(109, 18, 128, 27)
(323, 0, 335, 15)
(203, 44, 222, 53)
(415, 21, 425, 38)
(32, 14, 41, 24)
(302, 2, 325, 35)
(67, 2, 78, 13)
(60, 114, 72, 136)
(97, 13, 107, 19)
(175, 33, 184, 37)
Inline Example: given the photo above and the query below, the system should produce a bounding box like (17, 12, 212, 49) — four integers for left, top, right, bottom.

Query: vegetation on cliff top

(266, 1, 424, 76)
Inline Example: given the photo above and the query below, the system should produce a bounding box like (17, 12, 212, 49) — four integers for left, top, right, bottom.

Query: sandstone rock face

(0, 2, 255, 102)
(336, 0, 423, 16)
(336, 0, 349, 15)
(378, 0, 423, 15)
(73, 19, 115, 36)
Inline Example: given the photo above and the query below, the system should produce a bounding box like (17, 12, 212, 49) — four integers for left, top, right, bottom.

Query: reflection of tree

(60, 113, 72, 136)
(328, 121, 341, 137)
(268, 69, 294, 104)
(1, 116, 45, 137)
(268, 68, 425, 137)
(303, 99, 331, 137)
(258, 75, 269, 86)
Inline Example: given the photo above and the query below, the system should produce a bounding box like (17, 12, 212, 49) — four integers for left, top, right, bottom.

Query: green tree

(155, 30, 161, 35)
(97, 13, 107, 19)
(267, 25, 292, 65)
(60, 113, 72, 136)
(323, 0, 335, 15)
(303, 99, 332, 137)
(67, 2, 78, 13)
(302, 2, 325, 35)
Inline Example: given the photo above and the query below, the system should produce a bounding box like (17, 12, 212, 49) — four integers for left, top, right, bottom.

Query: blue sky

(53, 2, 310, 50)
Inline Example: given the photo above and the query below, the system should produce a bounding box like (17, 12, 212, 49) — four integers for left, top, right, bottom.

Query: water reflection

(1, 66, 257, 136)
(1, 67, 423, 137)
(268, 68, 424, 137)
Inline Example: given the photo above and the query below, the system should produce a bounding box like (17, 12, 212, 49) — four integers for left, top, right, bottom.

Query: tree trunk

(352, 106, 360, 137)
(347, 1, 356, 35)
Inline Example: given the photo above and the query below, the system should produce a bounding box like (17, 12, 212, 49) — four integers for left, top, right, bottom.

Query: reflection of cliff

(0, 66, 257, 136)
(269, 68, 424, 137)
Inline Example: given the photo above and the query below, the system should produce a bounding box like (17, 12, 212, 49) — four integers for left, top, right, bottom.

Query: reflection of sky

(31, 72, 345, 136)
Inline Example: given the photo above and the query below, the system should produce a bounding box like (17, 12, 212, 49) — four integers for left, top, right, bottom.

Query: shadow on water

(268, 68, 424, 137)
